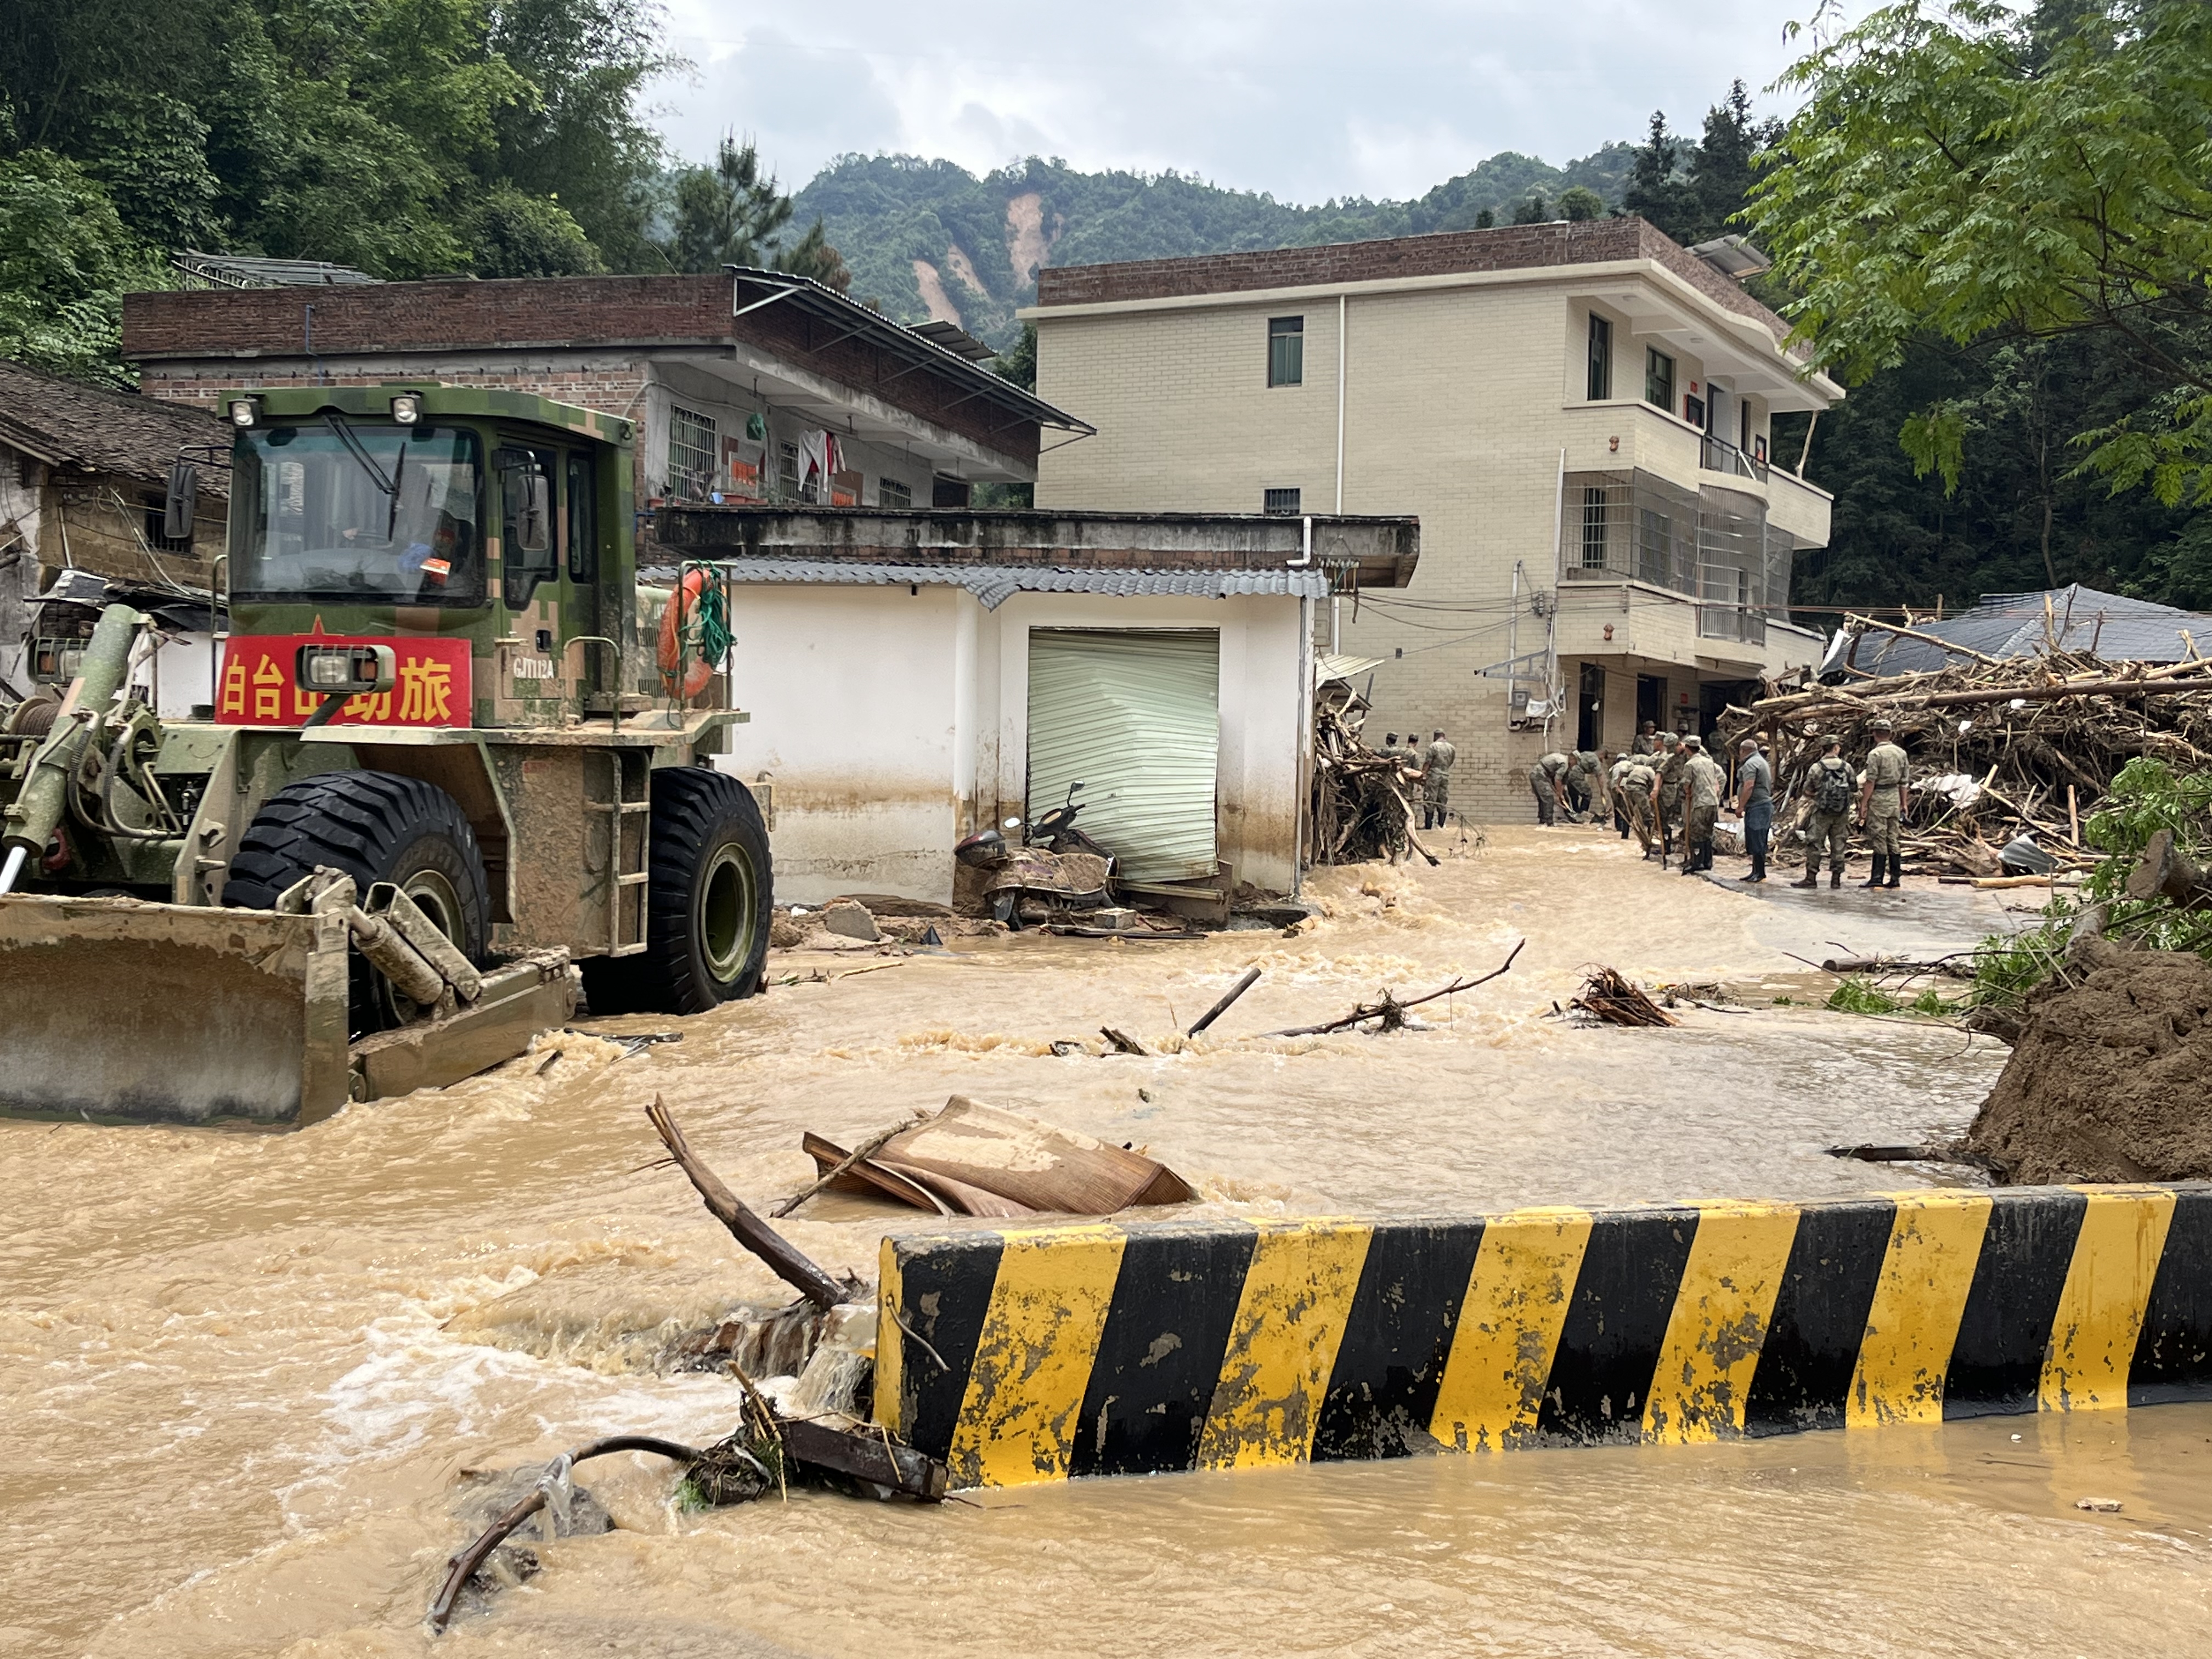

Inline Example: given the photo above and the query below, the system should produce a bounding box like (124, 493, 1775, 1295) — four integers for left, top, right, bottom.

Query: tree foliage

(1750, 1, 2212, 506)
(1743, 1, 2212, 615)
(0, 0, 675, 373)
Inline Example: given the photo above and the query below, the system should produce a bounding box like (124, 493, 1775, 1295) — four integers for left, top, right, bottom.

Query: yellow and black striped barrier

(874, 1186, 2212, 1489)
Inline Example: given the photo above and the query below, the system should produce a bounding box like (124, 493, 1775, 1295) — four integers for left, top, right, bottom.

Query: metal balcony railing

(1701, 435, 1770, 483)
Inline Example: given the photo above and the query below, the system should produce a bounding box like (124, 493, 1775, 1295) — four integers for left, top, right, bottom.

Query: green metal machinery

(0, 384, 772, 1126)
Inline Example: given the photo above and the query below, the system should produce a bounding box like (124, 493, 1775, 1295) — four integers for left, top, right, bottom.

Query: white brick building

(1025, 218, 1843, 820)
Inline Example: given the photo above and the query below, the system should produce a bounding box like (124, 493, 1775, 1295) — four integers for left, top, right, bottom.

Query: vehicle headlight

(295, 644, 396, 695)
(228, 398, 258, 427)
(390, 392, 421, 425)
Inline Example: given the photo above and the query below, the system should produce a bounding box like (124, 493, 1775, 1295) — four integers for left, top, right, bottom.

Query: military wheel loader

(0, 385, 772, 1126)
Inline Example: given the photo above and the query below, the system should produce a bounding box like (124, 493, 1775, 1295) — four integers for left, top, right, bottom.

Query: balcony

(1701, 434, 1768, 484)
(1559, 469, 1802, 648)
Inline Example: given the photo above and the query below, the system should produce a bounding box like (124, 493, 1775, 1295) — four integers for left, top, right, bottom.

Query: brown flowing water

(5, 827, 2210, 1658)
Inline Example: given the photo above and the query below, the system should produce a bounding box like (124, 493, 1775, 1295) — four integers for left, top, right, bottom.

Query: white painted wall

(715, 583, 1310, 904)
(716, 583, 964, 904)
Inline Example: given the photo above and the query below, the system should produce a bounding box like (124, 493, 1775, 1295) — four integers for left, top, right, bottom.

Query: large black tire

(223, 771, 490, 1031)
(581, 766, 772, 1016)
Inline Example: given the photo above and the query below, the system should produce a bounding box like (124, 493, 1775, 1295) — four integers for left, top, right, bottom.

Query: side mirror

(163, 461, 197, 540)
(518, 475, 552, 556)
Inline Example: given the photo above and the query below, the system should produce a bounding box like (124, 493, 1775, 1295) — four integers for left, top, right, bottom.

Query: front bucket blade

(0, 894, 351, 1126)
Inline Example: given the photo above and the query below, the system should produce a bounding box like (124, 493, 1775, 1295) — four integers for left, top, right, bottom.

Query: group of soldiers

(1528, 716, 1914, 890)
(1378, 729, 1458, 829)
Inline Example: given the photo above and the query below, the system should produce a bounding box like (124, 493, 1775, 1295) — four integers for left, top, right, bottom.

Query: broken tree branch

(1393, 787, 1442, 866)
(428, 1436, 701, 1630)
(1099, 1026, 1149, 1055)
(647, 1097, 851, 1309)
(1186, 966, 1261, 1036)
(1265, 939, 1524, 1037)
(2126, 827, 2212, 907)
(771, 1115, 925, 1218)
(1844, 613, 2004, 667)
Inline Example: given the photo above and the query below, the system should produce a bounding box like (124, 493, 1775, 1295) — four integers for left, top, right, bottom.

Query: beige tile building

(1025, 217, 1842, 820)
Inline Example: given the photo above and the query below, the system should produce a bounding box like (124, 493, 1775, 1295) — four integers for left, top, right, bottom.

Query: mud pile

(1965, 949, 2212, 1182)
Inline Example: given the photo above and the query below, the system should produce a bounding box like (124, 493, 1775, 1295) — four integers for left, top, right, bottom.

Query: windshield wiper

(324, 413, 395, 496)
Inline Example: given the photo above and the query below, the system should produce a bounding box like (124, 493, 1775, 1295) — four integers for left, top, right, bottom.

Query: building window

(1644, 348, 1674, 413)
(142, 493, 195, 556)
(1580, 486, 1609, 569)
(778, 442, 800, 498)
(1263, 487, 1301, 516)
(666, 405, 715, 500)
(1268, 317, 1304, 387)
(877, 477, 912, 509)
(1587, 314, 1612, 401)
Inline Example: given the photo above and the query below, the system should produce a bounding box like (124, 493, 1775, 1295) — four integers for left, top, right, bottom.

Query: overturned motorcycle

(953, 782, 1114, 928)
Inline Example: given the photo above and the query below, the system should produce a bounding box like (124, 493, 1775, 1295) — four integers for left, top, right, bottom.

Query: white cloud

(651, 0, 1876, 198)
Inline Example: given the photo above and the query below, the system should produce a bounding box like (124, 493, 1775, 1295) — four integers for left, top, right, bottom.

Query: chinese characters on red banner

(217, 636, 473, 727)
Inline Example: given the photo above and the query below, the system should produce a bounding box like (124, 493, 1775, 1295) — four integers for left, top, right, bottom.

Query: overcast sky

(648, 1, 1874, 202)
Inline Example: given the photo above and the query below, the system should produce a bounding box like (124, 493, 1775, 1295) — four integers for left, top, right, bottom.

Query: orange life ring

(657, 569, 715, 699)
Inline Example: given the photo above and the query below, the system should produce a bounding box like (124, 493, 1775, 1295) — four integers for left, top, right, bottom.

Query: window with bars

(877, 477, 912, 509)
(666, 405, 715, 500)
(1263, 487, 1301, 515)
(1580, 486, 1610, 569)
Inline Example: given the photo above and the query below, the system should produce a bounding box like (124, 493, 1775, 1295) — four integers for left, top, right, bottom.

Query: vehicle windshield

(232, 421, 486, 605)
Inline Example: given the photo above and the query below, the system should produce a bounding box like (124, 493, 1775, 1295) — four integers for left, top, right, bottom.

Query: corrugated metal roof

(1825, 584, 2212, 678)
(707, 559, 1328, 610)
(1314, 652, 1384, 686)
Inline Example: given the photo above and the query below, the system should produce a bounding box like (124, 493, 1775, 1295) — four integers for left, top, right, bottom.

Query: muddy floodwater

(7, 827, 2210, 1657)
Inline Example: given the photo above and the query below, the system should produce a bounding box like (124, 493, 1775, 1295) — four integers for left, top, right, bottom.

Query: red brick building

(122, 269, 1088, 541)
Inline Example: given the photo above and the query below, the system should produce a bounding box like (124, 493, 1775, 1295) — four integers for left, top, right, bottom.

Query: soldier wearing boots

(1680, 736, 1724, 874)
(1792, 737, 1854, 888)
(1655, 731, 1688, 860)
(1735, 737, 1773, 883)
(1860, 716, 1909, 889)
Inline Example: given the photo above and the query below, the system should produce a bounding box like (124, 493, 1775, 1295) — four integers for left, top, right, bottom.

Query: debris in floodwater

(1262, 940, 1525, 1037)
(563, 1027, 683, 1060)
(1568, 966, 1678, 1028)
(649, 1097, 857, 1310)
(2076, 1497, 2124, 1513)
(428, 1436, 697, 1630)
(796, 1095, 1192, 1217)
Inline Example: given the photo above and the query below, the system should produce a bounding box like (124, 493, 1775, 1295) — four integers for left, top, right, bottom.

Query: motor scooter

(953, 782, 1115, 928)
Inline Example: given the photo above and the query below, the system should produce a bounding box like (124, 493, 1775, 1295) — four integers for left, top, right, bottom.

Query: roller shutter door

(1026, 629, 1220, 884)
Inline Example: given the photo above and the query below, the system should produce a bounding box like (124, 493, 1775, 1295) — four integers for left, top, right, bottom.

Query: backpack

(1812, 759, 1854, 816)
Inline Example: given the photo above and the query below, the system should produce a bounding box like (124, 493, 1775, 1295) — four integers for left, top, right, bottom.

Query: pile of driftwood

(1310, 698, 1438, 867)
(1569, 966, 1678, 1027)
(1717, 639, 2212, 876)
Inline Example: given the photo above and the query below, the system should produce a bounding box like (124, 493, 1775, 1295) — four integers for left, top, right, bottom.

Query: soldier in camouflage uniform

(1566, 749, 1604, 821)
(1859, 715, 1910, 889)
(1679, 735, 1725, 874)
(1419, 729, 1456, 829)
(1791, 736, 1855, 889)
(1528, 749, 1570, 825)
(1654, 731, 1688, 860)
(1617, 753, 1660, 857)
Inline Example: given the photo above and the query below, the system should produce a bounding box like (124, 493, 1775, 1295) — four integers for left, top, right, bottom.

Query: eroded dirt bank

(5, 828, 2205, 1659)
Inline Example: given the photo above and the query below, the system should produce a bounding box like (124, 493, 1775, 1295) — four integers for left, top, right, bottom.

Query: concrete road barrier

(874, 1185, 2212, 1489)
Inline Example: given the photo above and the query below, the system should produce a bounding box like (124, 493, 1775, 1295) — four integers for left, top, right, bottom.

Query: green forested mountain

(793, 145, 1637, 348)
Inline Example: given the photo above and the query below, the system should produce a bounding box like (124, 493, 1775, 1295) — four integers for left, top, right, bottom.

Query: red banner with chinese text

(216, 635, 473, 727)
